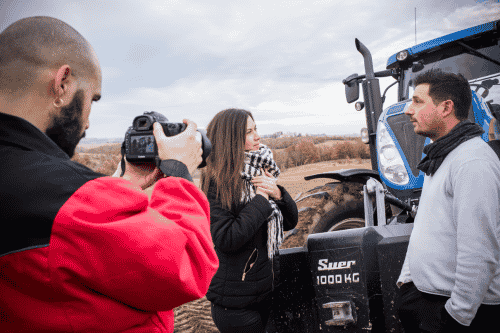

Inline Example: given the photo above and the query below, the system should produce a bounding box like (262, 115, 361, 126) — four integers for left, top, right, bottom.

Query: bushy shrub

(72, 152, 120, 176)
(95, 155, 121, 175)
(335, 141, 357, 160)
(295, 139, 319, 164)
(262, 136, 301, 150)
(318, 146, 337, 162)
(272, 149, 288, 171)
(284, 144, 306, 168)
(261, 135, 352, 150)
(354, 138, 370, 159)
(72, 153, 97, 169)
(270, 137, 370, 170)
(86, 143, 122, 155)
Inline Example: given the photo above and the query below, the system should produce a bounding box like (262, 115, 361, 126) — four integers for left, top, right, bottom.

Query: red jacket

(0, 113, 219, 332)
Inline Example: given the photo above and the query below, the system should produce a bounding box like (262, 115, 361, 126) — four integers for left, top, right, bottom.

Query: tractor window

(407, 84, 415, 100)
(401, 43, 500, 108)
(470, 74, 500, 109)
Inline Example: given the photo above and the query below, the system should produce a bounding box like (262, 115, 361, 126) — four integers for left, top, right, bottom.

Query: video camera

(123, 111, 211, 168)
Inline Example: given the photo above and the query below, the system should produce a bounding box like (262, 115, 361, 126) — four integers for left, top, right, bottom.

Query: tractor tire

(173, 296, 219, 333)
(280, 181, 365, 249)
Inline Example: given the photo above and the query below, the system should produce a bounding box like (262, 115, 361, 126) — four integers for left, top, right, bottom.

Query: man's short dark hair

(414, 69, 472, 121)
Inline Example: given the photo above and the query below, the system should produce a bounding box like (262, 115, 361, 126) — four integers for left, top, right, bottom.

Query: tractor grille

(386, 114, 426, 177)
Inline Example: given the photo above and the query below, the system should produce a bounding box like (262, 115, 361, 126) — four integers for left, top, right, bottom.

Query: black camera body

(124, 111, 211, 168)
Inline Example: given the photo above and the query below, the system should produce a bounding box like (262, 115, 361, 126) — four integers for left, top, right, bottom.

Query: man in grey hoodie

(397, 69, 500, 333)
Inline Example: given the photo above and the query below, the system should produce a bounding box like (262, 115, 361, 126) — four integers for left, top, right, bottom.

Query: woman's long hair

(201, 108, 254, 211)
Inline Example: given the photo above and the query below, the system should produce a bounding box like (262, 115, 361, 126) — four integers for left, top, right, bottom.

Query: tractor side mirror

(344, 73, 360, 104)
(411, 61, 425, 73)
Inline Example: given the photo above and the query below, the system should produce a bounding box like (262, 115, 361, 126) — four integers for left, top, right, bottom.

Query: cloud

(2, 0, 498, 140)
(101, 66, 123, 80)
(131, 0, 390, 81)
(86, 74, 375, 138)
(124, 43, 161, 67)
(420, 3, 500, 32)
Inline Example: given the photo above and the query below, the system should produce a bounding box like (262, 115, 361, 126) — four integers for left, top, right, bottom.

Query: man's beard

(45, 90, 86, 158)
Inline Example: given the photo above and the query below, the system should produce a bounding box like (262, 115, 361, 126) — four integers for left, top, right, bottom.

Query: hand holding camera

(153, 119, 202, 175)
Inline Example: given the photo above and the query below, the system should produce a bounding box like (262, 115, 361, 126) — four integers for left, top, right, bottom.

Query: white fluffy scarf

(241, 144, 284, 260)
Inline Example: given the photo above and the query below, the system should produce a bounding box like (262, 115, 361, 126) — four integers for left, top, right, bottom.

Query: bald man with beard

(0, 16, 218, 332)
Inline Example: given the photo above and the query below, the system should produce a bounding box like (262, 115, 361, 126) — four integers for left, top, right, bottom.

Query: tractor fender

(281, 180, 367, 249)
(304, 168, 380, 184)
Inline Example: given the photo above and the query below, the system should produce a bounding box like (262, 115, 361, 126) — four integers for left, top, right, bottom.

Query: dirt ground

(148, 159, 370, 198)
(172, 159, 371, 333)
(274, 159, 370, 199)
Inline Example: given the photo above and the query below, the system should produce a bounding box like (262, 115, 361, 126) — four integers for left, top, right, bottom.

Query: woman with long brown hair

(201, 108, 298, 333)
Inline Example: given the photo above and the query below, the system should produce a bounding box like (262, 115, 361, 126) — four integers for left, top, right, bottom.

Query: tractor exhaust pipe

(355, 38, 375, 79)
(354, 38, 383, 172)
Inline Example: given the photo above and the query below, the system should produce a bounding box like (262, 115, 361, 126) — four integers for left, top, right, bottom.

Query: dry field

(274, 158, 370, 199)
(74, 137, 369, 176)
(314, 139, 356, 148)
(77, 143, 116, 150)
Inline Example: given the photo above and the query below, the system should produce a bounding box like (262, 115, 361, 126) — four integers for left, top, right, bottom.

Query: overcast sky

(1, 0, 499, 139)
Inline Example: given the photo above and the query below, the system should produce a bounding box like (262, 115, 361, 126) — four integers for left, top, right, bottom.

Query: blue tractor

(272, 20, 500, 333)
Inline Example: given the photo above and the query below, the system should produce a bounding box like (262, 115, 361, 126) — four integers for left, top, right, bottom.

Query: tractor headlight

(355, 101, 364, 111)
(381, 145, 396, 160)
(377, 122, 409, 185)
(361, 127, 369, 144)
(396, 50, 409, 61)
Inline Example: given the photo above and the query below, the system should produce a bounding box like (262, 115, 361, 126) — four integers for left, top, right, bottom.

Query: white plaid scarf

(241, 144, 283, 260)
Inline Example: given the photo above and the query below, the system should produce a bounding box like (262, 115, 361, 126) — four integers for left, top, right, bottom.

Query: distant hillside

(84, 143, 122, 155)
(76, 138, 123, 153)
(79, 137, 123, 145)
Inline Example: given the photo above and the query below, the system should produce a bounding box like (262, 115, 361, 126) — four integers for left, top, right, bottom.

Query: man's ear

(53, 65, 73, 101)
(440, 99, 456, 119)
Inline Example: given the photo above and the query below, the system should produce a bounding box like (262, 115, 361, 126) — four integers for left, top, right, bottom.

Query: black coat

(206, 181, 298, 308)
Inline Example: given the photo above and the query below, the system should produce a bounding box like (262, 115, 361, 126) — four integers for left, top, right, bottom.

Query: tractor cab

(344, 20, 500, 202)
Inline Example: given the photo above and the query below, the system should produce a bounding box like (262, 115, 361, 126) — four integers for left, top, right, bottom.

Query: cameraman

(0, 16, 218, 333)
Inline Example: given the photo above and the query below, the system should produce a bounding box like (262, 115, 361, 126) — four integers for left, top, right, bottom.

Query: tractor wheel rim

(328, 218, 365, 232)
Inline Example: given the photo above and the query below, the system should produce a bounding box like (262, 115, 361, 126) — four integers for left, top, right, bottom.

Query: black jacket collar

(0, 112, 69, 159)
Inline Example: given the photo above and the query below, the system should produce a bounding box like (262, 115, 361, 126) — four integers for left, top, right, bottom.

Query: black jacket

(0, 113, 195, 258)
(0, 113, 105, 257)
(206, 181, 298, 308)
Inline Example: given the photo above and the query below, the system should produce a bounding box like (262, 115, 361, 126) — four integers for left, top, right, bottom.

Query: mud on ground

(173, 297, 218, 333)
